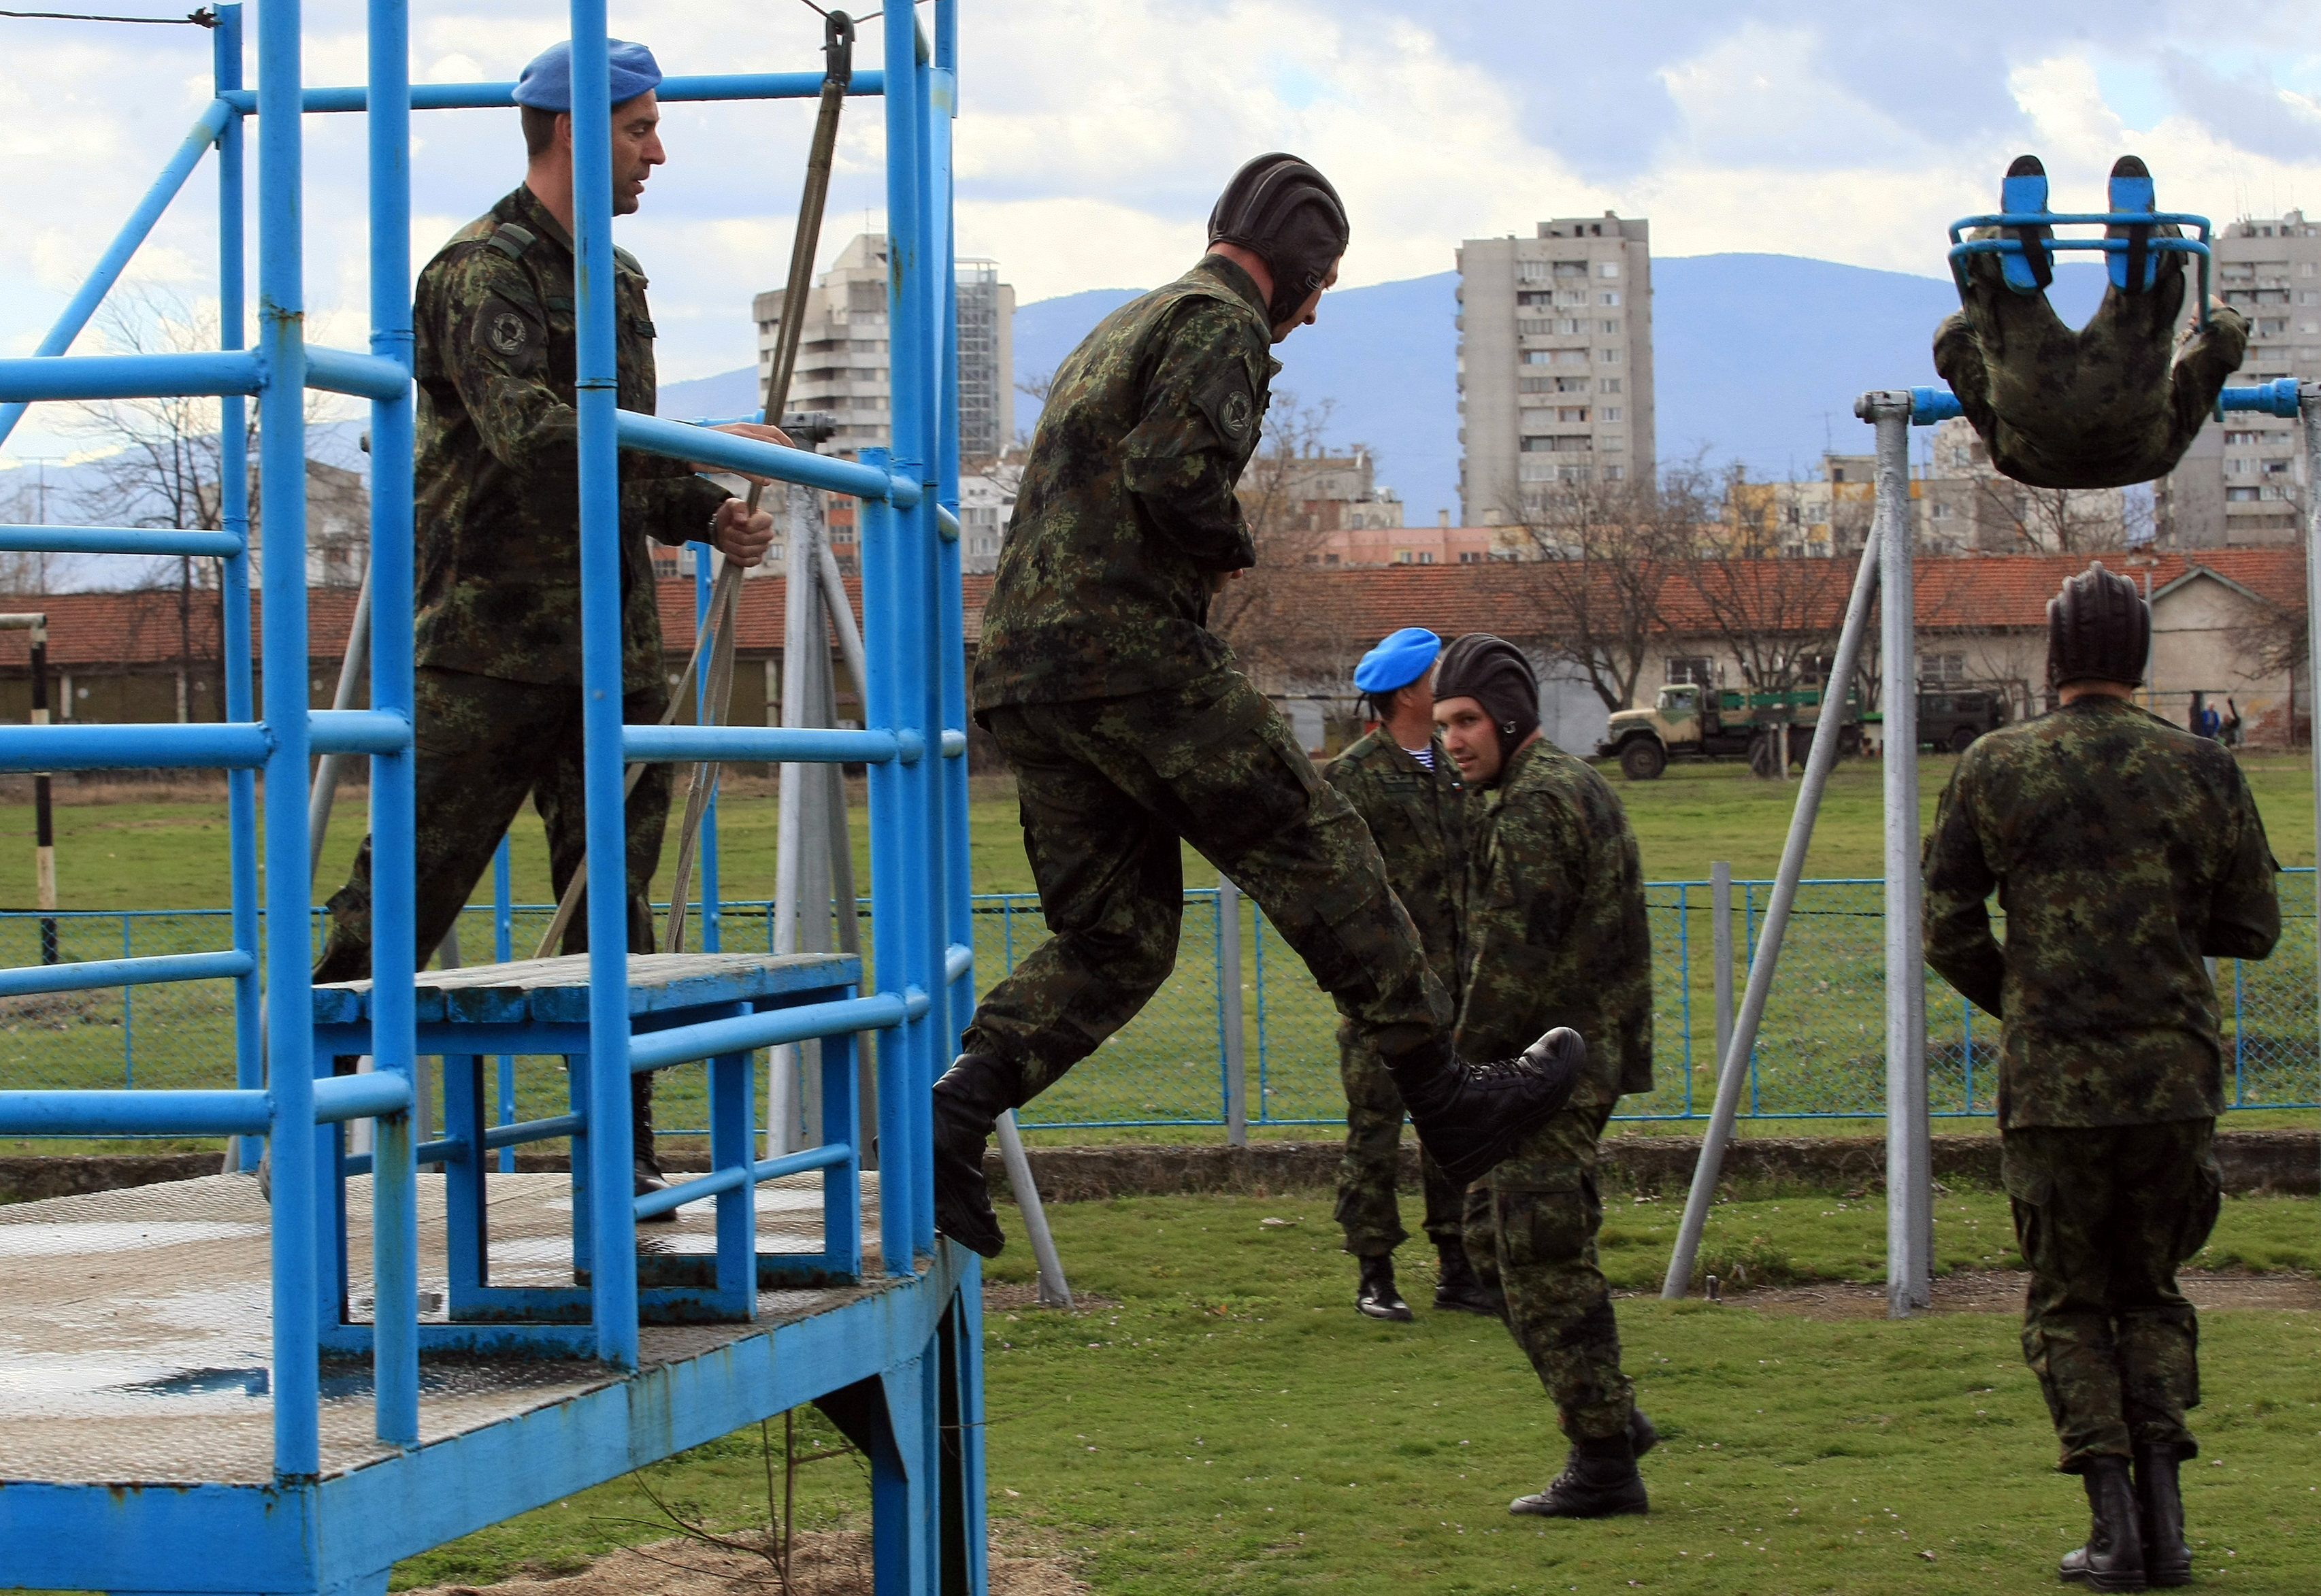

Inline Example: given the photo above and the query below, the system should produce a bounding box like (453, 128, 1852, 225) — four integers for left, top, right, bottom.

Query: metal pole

(29, 622, 55, 965)
(566, 1, 640, 1368)
(494, 834, 515, 1172)
(215, 2, 261, 1174)
(255, 0, 321, 1476)
(1875, 394, 1931, 1318)
(1711, 860, 1733, 1074)
(306, 569, 372, 877)
(994, 1110, 1072, 1308)
(1662, 487, 1883, 1299)
(1219, 874, 1246, 1145)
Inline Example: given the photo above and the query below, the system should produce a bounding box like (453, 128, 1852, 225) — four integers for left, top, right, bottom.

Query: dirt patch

(1653, 1269, 2321, 1320)
(404, 1530, 1085, 1596)
(980, 1281, 1120, 1314)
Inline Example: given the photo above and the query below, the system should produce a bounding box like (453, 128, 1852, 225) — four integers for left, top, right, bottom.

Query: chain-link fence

(5, 874, 2314, 1133)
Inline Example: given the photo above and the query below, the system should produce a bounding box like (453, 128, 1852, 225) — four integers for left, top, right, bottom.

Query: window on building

(1459, 551, 1483, 563)
(1517, 290, 1553, 307)
(1518, 260, 1550, 282)
(1599, 348, 1622, 364)
(1597, 319, 1619, 334)
(1920, 653, 1966, 683)
(2259, 318, 2290, 335)
(2303, 263, 2317, 277)
(1603, 465, 1626, 480)
(1598, 290, 1622, 305)
(2227, 486, 2261, 501)
(1554, 261, 1587, 278)
(1599, 377, 1622, 394)
(1665, 656, 1713, 685)
(1558, 406, 1590, 422)
(1598, 261, 1620, 278)
(1521, 350, 1551, 365)
(1930, 502, 1953, 519)
(1601, 406, 1623, 422)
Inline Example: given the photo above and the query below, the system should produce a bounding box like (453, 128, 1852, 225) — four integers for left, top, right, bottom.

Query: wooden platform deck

(0, 1169, 885, 1484)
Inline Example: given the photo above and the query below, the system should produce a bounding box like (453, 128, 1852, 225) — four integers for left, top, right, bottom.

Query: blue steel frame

(0, 4, 980, 1593)
(1945, 209, 2216, 320)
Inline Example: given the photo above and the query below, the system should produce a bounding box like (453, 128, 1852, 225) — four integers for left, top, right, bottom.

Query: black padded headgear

(1434, 633, 1539, 763)
(2046, 560, 2150, 688)
(1207, 152, 1349, 327)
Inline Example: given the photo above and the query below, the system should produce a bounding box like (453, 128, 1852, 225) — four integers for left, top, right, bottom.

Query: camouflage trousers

(312, 667, 671, 980)
(1336, 1027, 1464, 1257)
(966, 668, 1447, 1103)
(1464, 1094, 1634, 1442)
(1932, 235, 2240, 490)
(2003, 1119, 2221, 1472)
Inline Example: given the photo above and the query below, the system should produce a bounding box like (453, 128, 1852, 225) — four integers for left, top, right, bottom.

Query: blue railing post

(495, 835, 515, 1169)
(859, 450, 915, 1277)
(215, 1, 262, 1171)
(565, 0, 639, 1371)
(690, 547, 721, 950)
(255, 0, 320, 1482)
(364, 0, 420, 1448)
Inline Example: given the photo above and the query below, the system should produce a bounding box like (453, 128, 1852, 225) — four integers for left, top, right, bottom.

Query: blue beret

(512, 37, 663, 112)
(1353, 627, 1441, 693)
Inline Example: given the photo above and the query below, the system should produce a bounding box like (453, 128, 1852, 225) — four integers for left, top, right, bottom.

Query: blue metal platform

(0, 1, 983, 1590)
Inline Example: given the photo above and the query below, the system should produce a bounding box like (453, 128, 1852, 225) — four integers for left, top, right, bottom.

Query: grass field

(387, 1186, 2321, 1595)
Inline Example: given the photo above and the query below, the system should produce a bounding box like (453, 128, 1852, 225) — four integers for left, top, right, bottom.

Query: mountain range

(663, 252, 2122, 522)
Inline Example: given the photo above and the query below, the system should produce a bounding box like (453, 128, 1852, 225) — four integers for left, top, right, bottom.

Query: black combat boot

(2060, 1456, 2147, 1591)
(1355, 1253, 1413, 1321)
(1509, 1425, 1649, 1518)
(1628, 1406, 1660, 1460)
(932, 1052, 1016, 1258)
(632, 1076, 677, 1222)
(1432, 1242, 1499, 1315)
(1387, 1029, 1585, 1188)
(2133, 1445, 2190, 1588)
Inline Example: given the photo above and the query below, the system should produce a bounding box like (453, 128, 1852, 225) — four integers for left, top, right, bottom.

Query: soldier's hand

(694, 421, 794, 484)
(710, 497, 778, 569)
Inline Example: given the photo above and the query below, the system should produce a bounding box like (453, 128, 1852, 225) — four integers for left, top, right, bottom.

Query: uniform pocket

(1495, 1165, 1598, 1267)
(2172, 1138, 2224, 1265)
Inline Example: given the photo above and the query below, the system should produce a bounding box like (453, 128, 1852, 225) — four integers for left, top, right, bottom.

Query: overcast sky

(3, 1, 2320, 464)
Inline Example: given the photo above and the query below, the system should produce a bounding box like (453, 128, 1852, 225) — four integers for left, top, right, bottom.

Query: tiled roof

(0, 552, 2292, 671)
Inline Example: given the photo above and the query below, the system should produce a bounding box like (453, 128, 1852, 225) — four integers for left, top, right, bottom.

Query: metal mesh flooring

(0, 1169, 884, 1484)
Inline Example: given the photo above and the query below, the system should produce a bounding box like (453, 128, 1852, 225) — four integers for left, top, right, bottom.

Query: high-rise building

(1455, 212, 1654, 525)
(751, 233, 1015, 461)
(2154, 211, 2321, 548)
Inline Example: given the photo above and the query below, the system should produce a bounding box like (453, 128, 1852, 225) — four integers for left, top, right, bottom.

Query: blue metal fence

(12, 869, 2310, 1129)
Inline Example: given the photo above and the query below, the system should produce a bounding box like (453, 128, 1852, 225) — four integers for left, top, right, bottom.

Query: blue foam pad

(2108, 172, 2158, 290)
(1998, 172, 2052, 292)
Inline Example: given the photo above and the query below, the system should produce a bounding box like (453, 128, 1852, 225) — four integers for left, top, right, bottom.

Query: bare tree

(1496, 460, 1707, 714)
(1685, 463, 1855, 704)
(1206, 391, 1338, 661)
(1969, 478, 2130, 554)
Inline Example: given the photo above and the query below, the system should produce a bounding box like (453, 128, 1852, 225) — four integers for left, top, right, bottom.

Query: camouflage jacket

(972, 256, 1277, 709)
(1922, 695, 2280, 1129)
(1325, 730, 1467, 990)
(1455, 737, 1653, 1103)
(411, 185, 731, 690)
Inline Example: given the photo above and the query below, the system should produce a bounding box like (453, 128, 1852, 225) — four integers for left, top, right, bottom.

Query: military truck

(1915, 687, 2009, 753)
(1597, 682, 1862, 781)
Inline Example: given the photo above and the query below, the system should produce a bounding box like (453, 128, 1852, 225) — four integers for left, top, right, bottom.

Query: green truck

(1596, 682, 1862, 781)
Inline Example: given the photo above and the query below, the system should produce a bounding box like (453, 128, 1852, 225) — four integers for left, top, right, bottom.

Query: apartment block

(2154, 212, 2321, 548)
(1455, 212, 1654, 524)
(751, 233, 1014, 461)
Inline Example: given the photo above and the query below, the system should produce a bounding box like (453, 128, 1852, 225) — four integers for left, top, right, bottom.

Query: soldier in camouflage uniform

(310, 39, 783, 1199)
(1924, 563, 2279, 1591)
(1326, 627, 1494, 1321)
(932, 155, 1584, 1260)
(1434, 634, 1658, 1520)
(1935, 155, 2247, 491)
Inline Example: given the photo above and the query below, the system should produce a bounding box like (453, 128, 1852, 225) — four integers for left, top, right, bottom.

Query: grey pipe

(308, 569, 372, 878)
(995, 1109, 1073, 1310)
(1661, 471, 1885, 1299)
(1875, 396, 1932, 1318)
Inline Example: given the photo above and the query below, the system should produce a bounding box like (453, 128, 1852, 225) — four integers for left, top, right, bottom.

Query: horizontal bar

(0, 525, 245, 558)
(945, 942, 972, 985)
(1950, 237, 2209, 257)
(940, 729, 966, 759)
(2220, 378, 2304, 417)
(621, 724, 900, 765)
(216, 71, 886, 116)
(309, 708, 412, 754)
(1951, 209, 2212, 232)
(304, 346, 409, 401)
(629, 992, 908, 1074)
(0, 350, 264, 402)
(1910, 386, 1964, 426)
(313, 1069, 413, 1125)
(0, 722, 271, 771)
(632, 1142, 853, 1221)
(488, 1111, 585, 1149)
(0, 1088, 269, 1137)
(936, 504, 959, 542)
(0, 948, 252, 1000)
(614, 411, 920, 504)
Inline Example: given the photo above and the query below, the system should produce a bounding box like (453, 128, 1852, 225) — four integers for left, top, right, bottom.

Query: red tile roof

(0, 552, 2292, 671)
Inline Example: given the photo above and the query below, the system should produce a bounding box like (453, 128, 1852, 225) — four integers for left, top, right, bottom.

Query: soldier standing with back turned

(1326, 627, 1496, 1320)
(1924, 563, 2279, 1592)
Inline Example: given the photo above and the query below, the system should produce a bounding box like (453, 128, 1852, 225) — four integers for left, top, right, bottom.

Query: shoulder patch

(472, 293, 544, 366)
(487, 223, 537, 261)
(1194, 362, 1260, 446)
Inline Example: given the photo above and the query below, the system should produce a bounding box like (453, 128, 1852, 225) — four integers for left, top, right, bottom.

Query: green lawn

(389, 1187, 2321, 1595)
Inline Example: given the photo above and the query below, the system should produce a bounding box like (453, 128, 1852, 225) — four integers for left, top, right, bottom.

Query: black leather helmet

(1207, 153, 1349, 326)
(2046, 561, 2150, 688)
